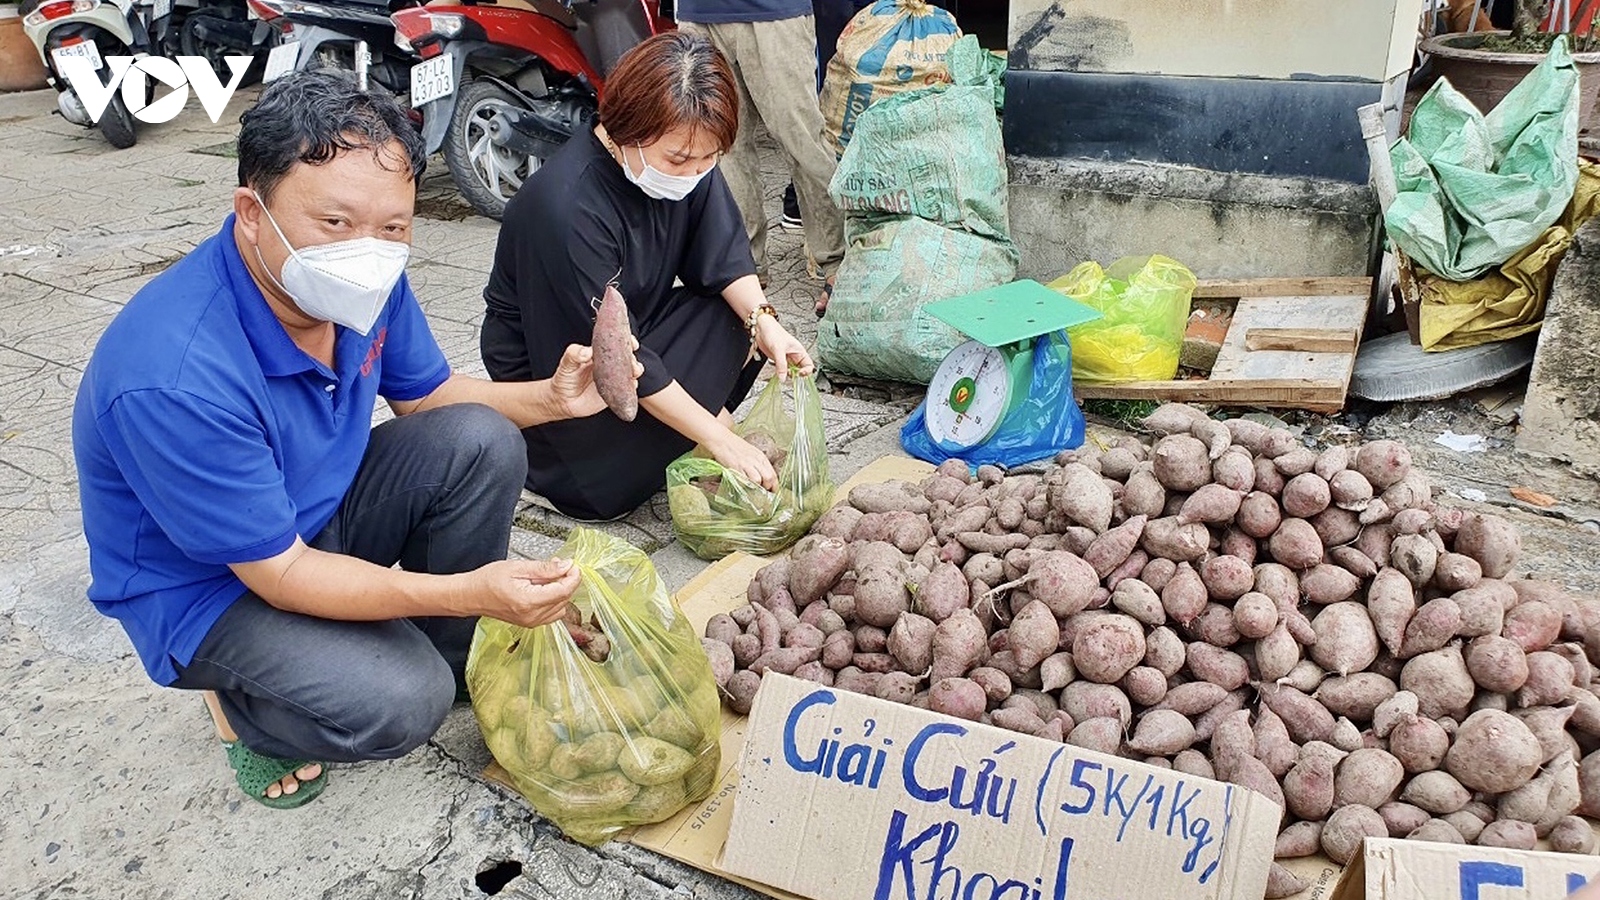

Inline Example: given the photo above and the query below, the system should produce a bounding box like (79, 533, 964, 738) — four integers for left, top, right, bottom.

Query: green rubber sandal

(223, 741, 327, 809)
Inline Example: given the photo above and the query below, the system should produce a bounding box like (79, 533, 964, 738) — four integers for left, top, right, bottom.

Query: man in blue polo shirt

(72, 70, 635, 808)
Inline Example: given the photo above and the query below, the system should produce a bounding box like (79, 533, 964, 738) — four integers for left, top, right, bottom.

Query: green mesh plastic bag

(665, 374, 832, 560)
(1048, 255, 1197, 384)
(465, 528, 721, 846)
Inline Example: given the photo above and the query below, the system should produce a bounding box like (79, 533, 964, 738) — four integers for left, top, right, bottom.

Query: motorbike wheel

(442, 80, 538, 221)
(99, 92, 138, 149)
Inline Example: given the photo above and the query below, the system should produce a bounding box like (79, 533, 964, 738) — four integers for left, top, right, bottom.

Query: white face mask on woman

(621, 144, 712, 201)
(252, 190, 409, 336)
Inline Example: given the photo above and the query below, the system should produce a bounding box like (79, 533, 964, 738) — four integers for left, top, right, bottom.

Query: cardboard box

(1331, 838, 1600, 900)
(719, 673, 1280, 900)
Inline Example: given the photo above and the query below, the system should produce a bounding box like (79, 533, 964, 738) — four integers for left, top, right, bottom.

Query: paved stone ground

(2, 78, 1598, 900)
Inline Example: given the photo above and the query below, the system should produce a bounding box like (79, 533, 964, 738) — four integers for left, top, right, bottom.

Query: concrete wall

(1008, 156, 1380, 280)
(1008, 0, 1424, 81)
(1518, 219, 1600, 476)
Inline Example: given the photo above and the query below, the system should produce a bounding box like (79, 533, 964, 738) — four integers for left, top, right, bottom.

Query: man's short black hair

(237, 69, 426, 203)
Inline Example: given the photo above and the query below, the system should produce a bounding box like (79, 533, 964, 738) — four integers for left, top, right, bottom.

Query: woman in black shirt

(481, 32, 814, 521)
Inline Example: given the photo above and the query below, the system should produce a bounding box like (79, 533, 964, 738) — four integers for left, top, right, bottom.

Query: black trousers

(482, 286, 763, 521)
(171, 404, 527, 763)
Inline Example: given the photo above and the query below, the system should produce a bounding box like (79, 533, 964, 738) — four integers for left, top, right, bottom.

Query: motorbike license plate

(51, 41, 103, 73)
(263, 41, 299, 83)
(410, 53, 454, 107)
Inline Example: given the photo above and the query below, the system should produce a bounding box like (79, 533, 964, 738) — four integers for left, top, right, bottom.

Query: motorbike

(177, 0, 277, 84)
(245, 0, 421, 97)
(20, 0, 174, 146)
(390, 0, 668, 219)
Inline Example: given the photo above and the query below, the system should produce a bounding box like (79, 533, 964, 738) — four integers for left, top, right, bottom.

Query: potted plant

(1421, 0, 1600, 134)
(0, 1, 48, 92)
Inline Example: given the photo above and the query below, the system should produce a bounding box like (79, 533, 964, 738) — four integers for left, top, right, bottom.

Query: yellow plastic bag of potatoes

(1048, 255, 1197, 383)
(465, 528, 722, 846)
(664, 373, 833, 561)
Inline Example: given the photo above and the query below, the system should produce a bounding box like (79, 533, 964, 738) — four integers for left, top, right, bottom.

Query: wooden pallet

(1073, 276, 1373, 412)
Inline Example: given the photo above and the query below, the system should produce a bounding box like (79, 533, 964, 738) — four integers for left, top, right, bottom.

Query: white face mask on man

(251, 190, 410, 336)
(621, 145, 713, 202)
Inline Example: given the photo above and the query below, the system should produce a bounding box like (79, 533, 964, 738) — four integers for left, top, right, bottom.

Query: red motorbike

(392, 0, 669, 218)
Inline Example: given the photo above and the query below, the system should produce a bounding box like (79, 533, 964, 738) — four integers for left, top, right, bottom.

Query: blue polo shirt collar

(217, 213, 322, 378)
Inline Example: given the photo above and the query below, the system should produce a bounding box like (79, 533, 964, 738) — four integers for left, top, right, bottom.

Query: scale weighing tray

(925, 279, 1102, 348)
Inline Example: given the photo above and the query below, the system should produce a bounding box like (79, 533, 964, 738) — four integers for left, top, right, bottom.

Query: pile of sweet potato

(701, 403, 1600, 896)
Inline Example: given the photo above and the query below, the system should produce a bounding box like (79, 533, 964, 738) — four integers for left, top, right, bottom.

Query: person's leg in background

(781, 0, 861, 233)
(677, 21, 774, 284)
(736, 16, 847, 289)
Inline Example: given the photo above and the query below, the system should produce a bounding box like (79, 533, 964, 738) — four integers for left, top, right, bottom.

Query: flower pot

(0, 3, 48, 93)
(1420, 31, 1600, 137)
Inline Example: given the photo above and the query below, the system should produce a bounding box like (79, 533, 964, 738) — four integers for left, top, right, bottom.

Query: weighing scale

(920, 280, 1102, 453)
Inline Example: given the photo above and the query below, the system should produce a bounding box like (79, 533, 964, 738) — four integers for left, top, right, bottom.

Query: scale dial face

(926, 340, 1013, 451)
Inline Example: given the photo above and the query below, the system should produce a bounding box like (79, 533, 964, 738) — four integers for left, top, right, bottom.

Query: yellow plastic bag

(1048, 255, 1197, 383)
(465, 528, 721, 845)
(664, 374, 833, 560)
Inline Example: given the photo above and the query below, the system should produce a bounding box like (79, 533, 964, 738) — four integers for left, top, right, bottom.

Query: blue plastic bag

(900, 329, 1086, 469)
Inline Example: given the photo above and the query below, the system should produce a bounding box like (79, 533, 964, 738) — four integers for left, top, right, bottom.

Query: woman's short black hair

(237, 69, 426, 202)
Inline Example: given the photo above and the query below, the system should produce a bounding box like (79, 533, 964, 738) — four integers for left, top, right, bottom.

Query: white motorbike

(21, 0, 172, 147)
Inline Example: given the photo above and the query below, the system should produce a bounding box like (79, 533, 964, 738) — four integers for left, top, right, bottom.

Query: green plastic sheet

(1387, 37, 1580, 281)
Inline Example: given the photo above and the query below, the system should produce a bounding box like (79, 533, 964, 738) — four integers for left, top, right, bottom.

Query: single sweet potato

(1128, 709, 1196, 755)
(1282, 473, 1332, 519)
(1268, 518, 1324, 570)
(930, 609, 988, 682)
(592, 284, 639, 420)
(1321, 805, 1389, 865)
(1398, 597, 1461, 659)
(1232, 591, 1279, 640)
(915, 562, 970, 623)
(1380, 802, 1432, 838)
(1237, 491, 1283, 540)
(1028, 551, 1101, 618)
(1301, 563, 1361, 605)
(789, 538, 851, 607)
(1121, 665, 1166, 706)
(1152, 434, 1213, 491)
(1121, 468, 1167, 520)
(1503, 600, 1562, 653)
(1355, 440, 1411, 490)
(1334, 748, 1406, 809)
(1212, 450, 1256, 493)
(1367, 567, 1417, 658)
(1260, 683, 1336, 744)
(1160, 562, 1208, 626)
(1141, 516, 1210, 563)
(724, 670, 761, 715)
(1330, 469, 1374, 511)
(1311, 506, 1362, 548)
(1311, 602, 1380, 676)
(1454, 512, 1520, 579)
(1084, 514, 1148, 579)
(928, 677, 987, 721)
(1178, 484, 1244, 526)
(1200, 555, 1254, 602)
(1477, 820, 1537, 850)
(1401, 646, 1476, 720)
(1445, 709, 1543, 794)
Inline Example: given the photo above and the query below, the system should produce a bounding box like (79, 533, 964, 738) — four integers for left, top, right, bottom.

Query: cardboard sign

(1331, 838, 1600, 900)
(721, 674, 1280, 900)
